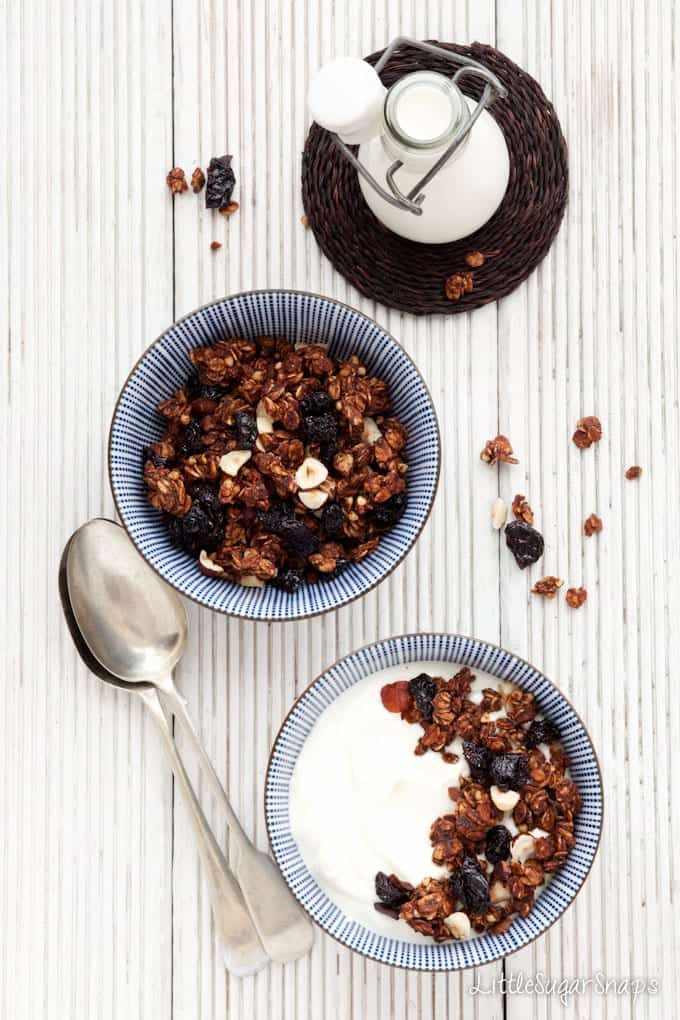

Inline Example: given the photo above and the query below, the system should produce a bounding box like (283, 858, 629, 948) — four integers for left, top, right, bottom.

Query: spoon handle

(138, 688, 269, 976)
(160, 680, 314, 964)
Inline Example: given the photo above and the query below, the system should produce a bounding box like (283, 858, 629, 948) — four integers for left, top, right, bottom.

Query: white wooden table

(2, 1, 679, 1017)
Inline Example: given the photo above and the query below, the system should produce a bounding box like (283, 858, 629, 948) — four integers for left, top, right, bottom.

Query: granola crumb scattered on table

(583, 513, 603, 536)
(210, 241, 222, 251)
(445, 271, 474, 301)
(191, 167, 206, 193)
(572, 415, 602, 449)
(219, 201, 239, 217)
(512, 493, 534, 524)
(464, 251, 485, 268)
(480, 434, 519, 465)
(566, 586, 587, 608)
(166, 167, 188, 194)
(625, 465, 642, 479)
(531, 576, 564, 599)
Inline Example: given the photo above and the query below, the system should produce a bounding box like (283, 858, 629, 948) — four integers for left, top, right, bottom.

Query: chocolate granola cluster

(142, 336, 409, 593)
(377, 669, 581, 941)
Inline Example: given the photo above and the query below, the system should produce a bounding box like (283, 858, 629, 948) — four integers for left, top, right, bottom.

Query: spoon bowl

(59, 517, 314, 966)
(65, 518, 188, 684)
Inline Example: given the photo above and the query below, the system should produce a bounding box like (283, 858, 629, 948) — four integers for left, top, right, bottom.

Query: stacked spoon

(59, 518, 313, 976)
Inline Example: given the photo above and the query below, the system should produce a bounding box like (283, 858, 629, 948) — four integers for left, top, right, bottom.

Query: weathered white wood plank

(496, 2, 679, 1018)
(1, 2, 175, 1019)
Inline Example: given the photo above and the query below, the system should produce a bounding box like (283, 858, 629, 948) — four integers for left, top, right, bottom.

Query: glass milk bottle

(308, 40, 510, 245)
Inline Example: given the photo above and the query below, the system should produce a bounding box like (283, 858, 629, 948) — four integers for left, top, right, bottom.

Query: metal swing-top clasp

(309, 37, 507, 217)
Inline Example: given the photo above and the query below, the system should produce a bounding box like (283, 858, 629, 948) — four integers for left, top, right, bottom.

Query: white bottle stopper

(308, 57, 386, 145)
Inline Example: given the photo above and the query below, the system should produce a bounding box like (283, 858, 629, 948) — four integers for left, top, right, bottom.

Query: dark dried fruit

(372, 491, 406, 530)
(234, 411, 258, 450)
(505, 520, 544, 569)
(489, 753, 529, 791)
(408, 673, 438, 721)
(167, 502, 223, 553)
(257, 504, 319, 560)
(485, 825, 512, 864)
(463, 741, 492, 781)
(375, 872, 413, 909)
(320, 501, 344, 538)
(302, 411, 338, 445)
(190, 481, 222, 513)
(300, 390, 333, 416)
(270, 568, 305, 594)
(199, 384, 227, 402)
(525, 718, 561, 750)
(205, 154, 236, 209)
(373, 901, 400, 920)
(181, 419, 205, 456)
(451, 857, 489, 913)
(143, 447, 169, 469)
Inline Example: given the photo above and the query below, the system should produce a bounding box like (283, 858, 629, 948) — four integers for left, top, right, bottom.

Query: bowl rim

(264, 631, 604, 970)
(108, 288, 441, 622)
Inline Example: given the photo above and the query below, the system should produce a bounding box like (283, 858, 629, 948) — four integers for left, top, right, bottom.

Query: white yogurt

(290, 661, 529, 941)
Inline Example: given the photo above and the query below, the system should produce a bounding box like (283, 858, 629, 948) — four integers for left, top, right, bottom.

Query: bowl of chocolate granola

(265, 634, 603, 970)
(109, 291, 440, 619)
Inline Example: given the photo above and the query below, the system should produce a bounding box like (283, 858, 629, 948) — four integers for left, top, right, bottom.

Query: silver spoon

(59, 518, 313, 967)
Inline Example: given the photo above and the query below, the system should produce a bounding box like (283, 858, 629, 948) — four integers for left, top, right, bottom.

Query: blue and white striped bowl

(109, 291, 440, 620)
(265, 633, 603, 970)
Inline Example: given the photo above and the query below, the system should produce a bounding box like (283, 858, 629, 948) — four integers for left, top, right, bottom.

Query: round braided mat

(302, 41, 568, 316)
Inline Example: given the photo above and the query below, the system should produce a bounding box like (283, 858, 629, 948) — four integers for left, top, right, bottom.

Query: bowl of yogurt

(265, 633, 603, 970)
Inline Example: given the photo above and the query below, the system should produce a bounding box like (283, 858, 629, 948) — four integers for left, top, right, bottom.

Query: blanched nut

(499, 681, 517, 699)
(238, 574, 264, 588)
(362, 416, 382, 444)
(489, 881, 511, 906)
(491, 497, 507, 529)
(198, 550, 225, 577)
(298, 488, 329, 510)
(219, 449, 252, 477)
(511, 833, 536, 863)
(490, 785, 521, 813)
(295, 456, 328, 490)
(256, 399, 274, 435)
(444, 912, 471, 940)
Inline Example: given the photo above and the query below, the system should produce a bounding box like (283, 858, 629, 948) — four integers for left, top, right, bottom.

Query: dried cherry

(489, 753, 529, 791)
(375, 871, 413, 909)
(505, 520, 544, 569)
(452, 857, 489, 914)
(205, 154, 236, 209)
(408, 673, 438, 721)
(525, 718, 560, 750)
(234, 411, 258, 450)
(463, 741, 492, 781)
(485, 824, 512, 864)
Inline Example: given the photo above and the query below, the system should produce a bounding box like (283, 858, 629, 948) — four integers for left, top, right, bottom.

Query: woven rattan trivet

(302, 41, 568, 316)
